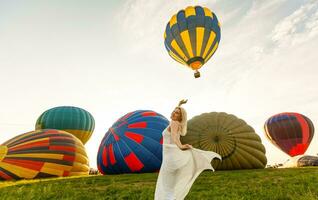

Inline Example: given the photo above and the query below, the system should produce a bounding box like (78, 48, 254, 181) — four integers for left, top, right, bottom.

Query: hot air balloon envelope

(181, 112, 267, 170)
(164, 6, 221, 78)
(97, 110, 169, 174)
(264, 112, 314, 157)
(0, 129, 89, 180)
(36, 106, 95, 144)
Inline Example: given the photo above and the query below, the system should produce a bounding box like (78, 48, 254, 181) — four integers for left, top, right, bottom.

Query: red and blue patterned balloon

(97, 110, 169, 174)
(264, 112, 314, 157)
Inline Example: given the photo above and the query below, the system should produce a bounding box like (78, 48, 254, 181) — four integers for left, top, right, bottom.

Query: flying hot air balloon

(164, 6, 221, 78)
(0, 129, 89, 180)
(97, 110, 169, 174)
(264, 112, 314, 157)
(35, 106, 95, 144)
(181, 112, 267, 170)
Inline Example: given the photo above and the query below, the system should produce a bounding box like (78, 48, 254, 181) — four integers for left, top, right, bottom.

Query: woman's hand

(181, 144, 193, 150)
(178, 99, 188, 106)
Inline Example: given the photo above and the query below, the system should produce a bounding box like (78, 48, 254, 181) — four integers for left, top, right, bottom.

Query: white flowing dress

(154, 127, 221, 200)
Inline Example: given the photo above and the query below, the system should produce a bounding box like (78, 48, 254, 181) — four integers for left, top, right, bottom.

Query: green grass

(0, 168, 317, 200)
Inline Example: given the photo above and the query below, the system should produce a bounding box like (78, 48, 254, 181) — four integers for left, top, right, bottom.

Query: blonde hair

(176, 106, 187, 136)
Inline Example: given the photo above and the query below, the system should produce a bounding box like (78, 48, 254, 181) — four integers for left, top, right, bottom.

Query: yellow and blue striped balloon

(164, 6, 221, 78)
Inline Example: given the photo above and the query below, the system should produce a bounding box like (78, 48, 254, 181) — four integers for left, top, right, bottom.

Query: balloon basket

(194, 71, 200, 78)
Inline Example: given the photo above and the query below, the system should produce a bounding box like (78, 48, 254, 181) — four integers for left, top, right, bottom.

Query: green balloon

(35, 106, 95, 144)
(181, 112, 267, 170)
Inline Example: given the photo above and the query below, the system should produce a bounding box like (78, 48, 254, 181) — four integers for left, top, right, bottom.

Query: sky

(0, 0, 318, 168)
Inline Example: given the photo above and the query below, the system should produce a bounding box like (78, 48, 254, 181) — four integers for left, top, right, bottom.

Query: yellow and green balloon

(35, 106, 95, 144)
(181, 112, 267, 170)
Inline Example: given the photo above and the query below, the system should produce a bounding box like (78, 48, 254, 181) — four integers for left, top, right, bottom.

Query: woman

(154, 100, 221, 200)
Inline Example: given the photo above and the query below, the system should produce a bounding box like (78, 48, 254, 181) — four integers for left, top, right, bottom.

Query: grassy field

(0, 168, 317, 200)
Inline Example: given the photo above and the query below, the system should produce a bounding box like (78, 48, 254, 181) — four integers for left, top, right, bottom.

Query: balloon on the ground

(0, 129, 89, 180)
(164, 6, 221, 78)
(264, 112, 314, 157)
(282, 155, 318, 168)
(97, 110, 169, 174)
(181, 112, 267, 170)
(35, 106, 95, 144)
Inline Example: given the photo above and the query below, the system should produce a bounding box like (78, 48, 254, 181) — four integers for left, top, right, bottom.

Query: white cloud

(271, 0, 318, 47)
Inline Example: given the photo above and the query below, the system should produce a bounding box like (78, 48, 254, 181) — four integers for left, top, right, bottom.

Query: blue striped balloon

(97, 110, 169, 174)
